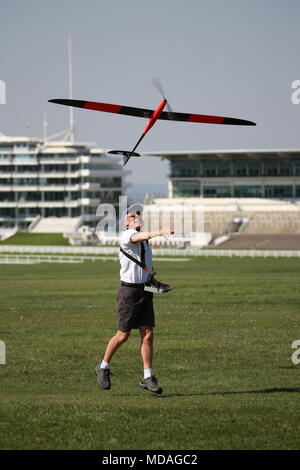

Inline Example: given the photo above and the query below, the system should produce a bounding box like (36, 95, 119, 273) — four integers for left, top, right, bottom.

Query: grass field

(0, 256, 300, 450)
(0, 233, 71, 246)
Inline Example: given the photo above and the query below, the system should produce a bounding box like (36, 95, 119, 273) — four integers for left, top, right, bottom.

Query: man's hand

(161, 229, 174, 240)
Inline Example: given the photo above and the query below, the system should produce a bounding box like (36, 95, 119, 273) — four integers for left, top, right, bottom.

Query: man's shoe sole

(139, 382, 163, 395)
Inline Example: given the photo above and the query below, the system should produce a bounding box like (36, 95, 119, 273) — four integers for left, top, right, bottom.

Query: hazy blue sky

(1, 0, 300, 199)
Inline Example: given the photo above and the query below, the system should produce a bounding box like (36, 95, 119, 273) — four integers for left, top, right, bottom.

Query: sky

(1, 0, 300, 200)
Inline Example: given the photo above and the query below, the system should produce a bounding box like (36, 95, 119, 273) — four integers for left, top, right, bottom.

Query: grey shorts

(117, 283, 155, 332)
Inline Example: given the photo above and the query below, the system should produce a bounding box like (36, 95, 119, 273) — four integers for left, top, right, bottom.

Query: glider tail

(107, 150, 140, 166)
(123, 155, 131, 166)
(123, 133, 146, 165)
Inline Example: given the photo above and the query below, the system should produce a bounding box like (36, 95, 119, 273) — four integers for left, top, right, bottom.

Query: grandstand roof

(142, 149, 300, 160)
(149, 197, 300, 211)
(0, 136, 97, 148)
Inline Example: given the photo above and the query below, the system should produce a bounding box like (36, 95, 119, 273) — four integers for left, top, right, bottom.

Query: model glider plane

(48, 96, 256, 165)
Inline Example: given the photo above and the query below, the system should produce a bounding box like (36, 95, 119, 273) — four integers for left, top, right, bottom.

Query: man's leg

(103, 330, 130, 364)
(96, 330, 130, 390)
(139, 326, 153, 370)
(139, 326, 162, 394)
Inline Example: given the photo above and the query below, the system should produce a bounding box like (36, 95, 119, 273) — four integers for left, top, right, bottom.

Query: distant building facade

(145, 149, 300, 200)
(0, 136, 129, 229)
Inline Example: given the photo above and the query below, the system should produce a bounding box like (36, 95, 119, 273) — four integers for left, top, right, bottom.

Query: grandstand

(212, 233, 300, 250)
(47, 197, 300, 249)
(0, 227, 17, 241)
(148, 198, 300, 233)
(2, 140, 300, 249)
(146, 197, 300, 249)
(143, 149, 300, 199)
(140, 149, 300, 249)
(29, 217, 81, 234)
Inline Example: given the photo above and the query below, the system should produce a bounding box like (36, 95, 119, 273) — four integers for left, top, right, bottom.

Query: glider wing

(158, 110, 256, 126)
(48, 99, 256, 126)
(48, 99, 153, 118)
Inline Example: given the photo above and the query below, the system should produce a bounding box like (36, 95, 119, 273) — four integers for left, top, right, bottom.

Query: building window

(17, 208, 40, 217)
(278, 163, 293, 176)
(13, 177, 38, 185)
(203, 163, 217, 177)
(0, 192, 14, 201)
(45, 207, 68, 217)
(44, 192, 65, 201)
(14, 165, 36, 172)
(173, 180, 200, 197)
(0, 208, 15, 217)
(249, 166, 260, 176)
(173, 189, 200, 197)
(171, 163, 199, 177)
(264, 185, 293, 198)
(203, 186, 231, 197)
(233, 162, 247, 177)
(70, 207, 80, 217)
(0, 165, 13, 172)
(233, 186, 262, 197)
(43, 164, 68, 172)
(264, 165, 278, 176)
(217, 163, 231, 176)
(16, 192, 41, 201)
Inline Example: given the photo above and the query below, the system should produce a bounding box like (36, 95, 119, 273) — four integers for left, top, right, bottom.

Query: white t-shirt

(119, 228, 152, 283)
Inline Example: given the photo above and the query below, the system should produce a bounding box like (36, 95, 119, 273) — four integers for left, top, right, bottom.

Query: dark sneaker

(144, 274, 172, 294)
(95, 364, 111, 390)
(139, 375, 163, 394)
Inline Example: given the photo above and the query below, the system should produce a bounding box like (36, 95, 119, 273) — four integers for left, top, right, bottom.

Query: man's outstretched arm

(131, 229, 174, 243)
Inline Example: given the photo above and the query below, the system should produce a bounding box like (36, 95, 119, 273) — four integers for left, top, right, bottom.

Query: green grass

(0, 257, 300, 450)
(0, 233, 70, 246)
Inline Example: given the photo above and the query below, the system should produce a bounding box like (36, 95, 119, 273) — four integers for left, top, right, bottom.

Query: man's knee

(140, 327, 153, 343)
(116, 330, 130, 344)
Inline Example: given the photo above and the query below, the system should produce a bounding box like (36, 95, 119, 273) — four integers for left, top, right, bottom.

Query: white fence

(0, 245, 300, 259)
(0, 253, 190, 265)
(0, 245, 119, 255)
(200, 249, 300, 258)
(0, 254, 118, 264)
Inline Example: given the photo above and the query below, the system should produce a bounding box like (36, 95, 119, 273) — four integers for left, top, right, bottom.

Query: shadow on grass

(114, 387, 300, 399)
(159, 387, 300, 398)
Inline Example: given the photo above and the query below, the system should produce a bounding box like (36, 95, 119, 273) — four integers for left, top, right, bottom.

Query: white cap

(120, 205, 143, 228)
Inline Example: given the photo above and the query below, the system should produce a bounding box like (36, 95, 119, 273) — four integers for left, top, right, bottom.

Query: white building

(0, 135, 130, 230)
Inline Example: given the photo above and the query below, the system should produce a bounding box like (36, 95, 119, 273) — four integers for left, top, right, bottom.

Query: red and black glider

(48, 97, 256, 165)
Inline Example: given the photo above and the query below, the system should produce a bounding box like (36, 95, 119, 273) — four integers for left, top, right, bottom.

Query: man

(95, 208, 173, 394)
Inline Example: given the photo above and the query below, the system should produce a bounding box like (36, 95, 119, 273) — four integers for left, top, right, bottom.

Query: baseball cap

(120, 207, 143, 230)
